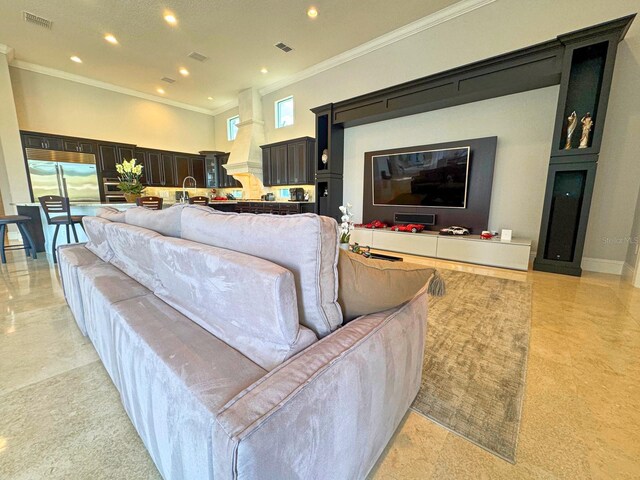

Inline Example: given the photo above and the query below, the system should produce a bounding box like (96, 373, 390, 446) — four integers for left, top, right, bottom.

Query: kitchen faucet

(181, 176, 197, 203)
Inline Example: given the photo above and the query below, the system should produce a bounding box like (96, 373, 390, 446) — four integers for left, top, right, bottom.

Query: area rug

(412, 270, 532, 463)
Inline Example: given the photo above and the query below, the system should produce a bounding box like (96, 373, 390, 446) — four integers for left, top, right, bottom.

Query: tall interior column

(0, 45, 30, 220)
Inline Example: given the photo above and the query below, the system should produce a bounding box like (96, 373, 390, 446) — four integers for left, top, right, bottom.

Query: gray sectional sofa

(57, 204, 430, 480)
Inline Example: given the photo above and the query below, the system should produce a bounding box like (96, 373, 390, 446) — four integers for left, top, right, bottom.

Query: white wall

(214, 106, 239, 153)
(344, 87, 558, 250)
(10, 68, 215, 153)
(223, 0, 640, 264)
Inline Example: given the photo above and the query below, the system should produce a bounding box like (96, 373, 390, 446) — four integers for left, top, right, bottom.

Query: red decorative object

(213, 196, 227, 201)
(363, 220, 388, 229)
(480, 231, 494, 240)
(390, 224, 425, 233)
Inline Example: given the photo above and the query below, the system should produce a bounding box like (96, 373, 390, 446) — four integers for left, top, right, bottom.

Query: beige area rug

(412, 270, 532, 463)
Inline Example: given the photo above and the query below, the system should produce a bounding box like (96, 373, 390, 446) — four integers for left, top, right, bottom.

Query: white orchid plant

(116, 158, 145, 195)
(339, 203, 354, 244)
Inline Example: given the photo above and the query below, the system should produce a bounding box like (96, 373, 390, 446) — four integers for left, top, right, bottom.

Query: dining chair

(38, 195, 85, 264)
(188, 196, 210, 206)
(135, 196, 163, 210)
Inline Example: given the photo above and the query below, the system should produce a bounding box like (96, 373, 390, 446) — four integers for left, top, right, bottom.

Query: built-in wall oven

(103, 178, 127, 203)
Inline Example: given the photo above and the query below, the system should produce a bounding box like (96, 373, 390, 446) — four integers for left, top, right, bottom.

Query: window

(227, 115, 240, 141)
(275, 96, 294, 128)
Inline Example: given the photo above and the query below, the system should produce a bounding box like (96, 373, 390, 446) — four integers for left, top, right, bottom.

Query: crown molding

(9, 59, 218, 116)
(210, 100, 239, 116)
(259, 0, 496, 97)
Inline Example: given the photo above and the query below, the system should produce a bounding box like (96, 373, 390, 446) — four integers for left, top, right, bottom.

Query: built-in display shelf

(351, 227, 531, 271)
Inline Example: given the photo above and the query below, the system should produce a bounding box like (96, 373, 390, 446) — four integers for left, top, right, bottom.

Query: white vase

(339, 243, 349, 250)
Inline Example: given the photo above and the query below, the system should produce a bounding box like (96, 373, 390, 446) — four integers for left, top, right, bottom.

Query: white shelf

(351, 227, 531, 271)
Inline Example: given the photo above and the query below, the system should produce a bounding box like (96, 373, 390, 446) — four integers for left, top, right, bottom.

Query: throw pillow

(337, 249, 435, 322)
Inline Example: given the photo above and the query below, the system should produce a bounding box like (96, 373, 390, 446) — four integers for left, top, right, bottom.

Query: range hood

(225, 88, 266, 198)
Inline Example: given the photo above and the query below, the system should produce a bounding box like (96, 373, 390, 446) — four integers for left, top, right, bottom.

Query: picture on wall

(372, 146, 470, 208)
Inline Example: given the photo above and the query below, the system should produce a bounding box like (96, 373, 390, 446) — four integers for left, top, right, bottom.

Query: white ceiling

(0, 0, 460, 113)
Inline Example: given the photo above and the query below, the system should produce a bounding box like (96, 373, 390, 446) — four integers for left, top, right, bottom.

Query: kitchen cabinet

(21, 133, 64, 151)
(261, 136, 315, 186)
(218, 154, 242, 188)
(191, 157, 206, 187)
(144, 151, 163, 186)
(63, 140, 95, 153)
(162, 154, 176, 187)
(175, 155, 191, 186)
(97, 143, 137, 177)
(287, 139, 313, 185)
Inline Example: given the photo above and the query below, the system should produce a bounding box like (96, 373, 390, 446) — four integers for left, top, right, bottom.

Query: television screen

(372, 146, 470, 208)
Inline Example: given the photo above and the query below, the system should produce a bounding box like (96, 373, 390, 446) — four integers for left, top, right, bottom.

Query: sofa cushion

(56, 244, 104, 335)
(83, 216, 114, 262)
(124, 204, 185, 237)
(337, 249, 435, 322)
(111, 294, 267, 480)
(104, 222, 161, 291)
(96, 206, 126, 223)
(77, 263, 150, 388)
(150, 236, 316, 370)
(180, 206, 342, 337)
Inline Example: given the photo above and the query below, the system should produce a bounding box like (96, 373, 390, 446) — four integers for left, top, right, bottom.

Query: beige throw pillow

(338, 249, 435, 322)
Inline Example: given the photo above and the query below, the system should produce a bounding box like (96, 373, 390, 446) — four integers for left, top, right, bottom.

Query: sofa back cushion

(124, 204, 185, 237)
(96, 206, 126, 223)
(83, 216, 114, 262)
(104, 223, 161, 291)
(150, 236, 314, 370)
(180, 206, 342, 337)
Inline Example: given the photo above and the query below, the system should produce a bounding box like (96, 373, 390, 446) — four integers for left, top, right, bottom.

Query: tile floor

(1, 250, 639, 479)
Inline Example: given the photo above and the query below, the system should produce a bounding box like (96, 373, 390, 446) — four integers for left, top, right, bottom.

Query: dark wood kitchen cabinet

(217, 153, 242, 188)
(174, 155, 191, 186)
(260, 137, 315, 186)
(21, 133, 64, 151)
(97, 143, 137, 177)
(162, 154, 176, 186)
(144, 151, 163, 186)
(191, 157, 206, 187)
(63, 139, 95, 153)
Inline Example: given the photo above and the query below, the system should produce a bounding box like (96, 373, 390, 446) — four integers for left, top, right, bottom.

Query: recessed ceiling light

(70, 56, 82, 63)
(157, 88, 165, 94)
(207, 96, 213, 100)
(164, 13, 177, 25)
(260, 67, 268, 74)
(104, 34, 118, 45)
(307, 7, 318, 18)
(179, 67, 189, 76)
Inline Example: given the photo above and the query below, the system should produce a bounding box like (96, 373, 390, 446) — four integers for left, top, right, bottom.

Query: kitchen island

(14, 200, 316, 261)
(14, 202, 136, 257)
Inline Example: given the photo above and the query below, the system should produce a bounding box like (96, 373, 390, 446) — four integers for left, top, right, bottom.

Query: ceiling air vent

(188, 51, 208, 62)
(23, 11, 53, 29)
(161, 77, 176, 84)
(274, 42, 293, 53)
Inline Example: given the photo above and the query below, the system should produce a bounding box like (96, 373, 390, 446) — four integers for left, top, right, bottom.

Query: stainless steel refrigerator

(26, 148, 101, 202)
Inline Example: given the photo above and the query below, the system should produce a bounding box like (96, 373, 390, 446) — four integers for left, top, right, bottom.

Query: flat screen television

(372, 146, 470, 208)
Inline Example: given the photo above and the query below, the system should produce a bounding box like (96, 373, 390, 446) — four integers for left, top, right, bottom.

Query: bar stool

(135, 196, 163, 210)
(0, 215, 37, 263)
(188, 196, 210, 206)
(38, 195, 85, 264)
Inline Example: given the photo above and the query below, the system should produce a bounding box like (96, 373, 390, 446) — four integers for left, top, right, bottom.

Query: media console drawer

(436, 237, 530, 271)
(372, 230, 438, 257)
(350, 228, 531, 271)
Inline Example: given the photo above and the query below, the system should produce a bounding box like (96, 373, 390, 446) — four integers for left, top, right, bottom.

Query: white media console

(351, 227, 532, 271)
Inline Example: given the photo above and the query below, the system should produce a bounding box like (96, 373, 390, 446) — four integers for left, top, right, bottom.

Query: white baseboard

(581, 257, 624, 275)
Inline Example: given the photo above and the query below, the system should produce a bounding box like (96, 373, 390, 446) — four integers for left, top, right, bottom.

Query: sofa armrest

(212, 284, 429, 480)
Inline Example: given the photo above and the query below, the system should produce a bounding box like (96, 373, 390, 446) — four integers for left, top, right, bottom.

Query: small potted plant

(116, 159, 145, 203)
(338, 203, 353, 249)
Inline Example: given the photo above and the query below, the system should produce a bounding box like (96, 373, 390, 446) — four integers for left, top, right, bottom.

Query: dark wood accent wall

(362, 137, 497, 233)
(312, 14, 635, 276)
